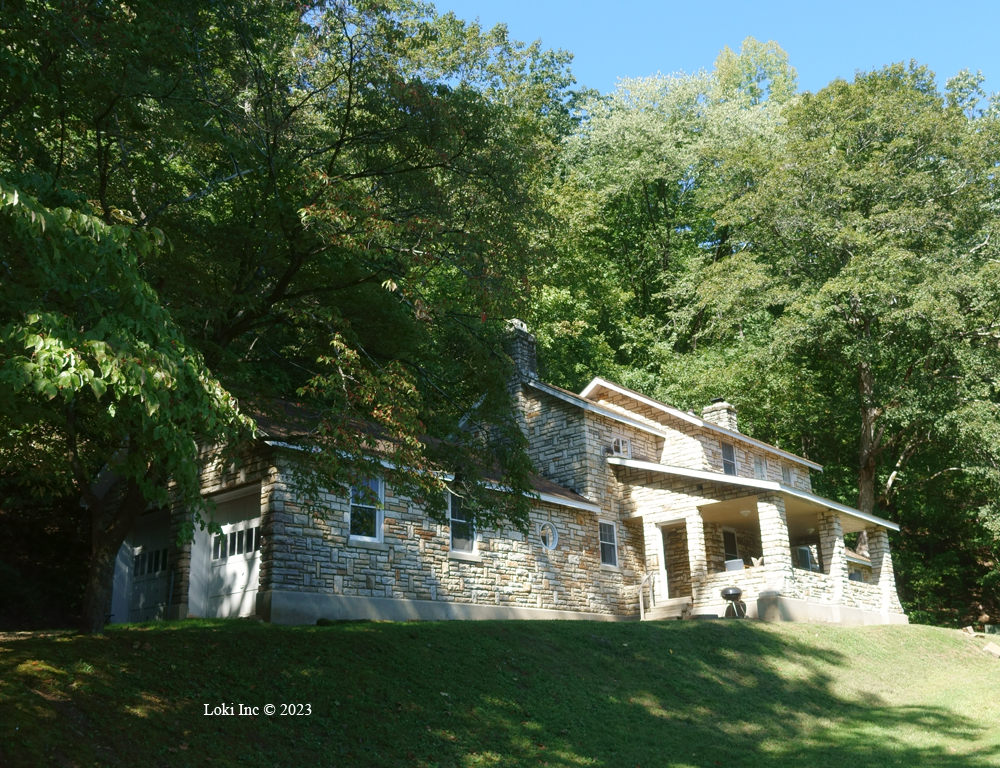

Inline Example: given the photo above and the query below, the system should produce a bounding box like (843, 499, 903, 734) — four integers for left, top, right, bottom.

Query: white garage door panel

(128, 512, 171, 623)
(203, 489, 263, 619)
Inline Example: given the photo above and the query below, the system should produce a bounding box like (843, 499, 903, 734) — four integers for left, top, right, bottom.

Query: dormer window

(611, 437, 631, 458)
(721, 442, 737, 475)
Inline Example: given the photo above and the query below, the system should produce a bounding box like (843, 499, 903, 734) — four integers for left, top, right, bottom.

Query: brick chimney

(702, 398, 738, 432)
(506, 319, 538, 381)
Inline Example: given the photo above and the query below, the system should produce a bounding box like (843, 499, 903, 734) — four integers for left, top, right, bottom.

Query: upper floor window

(611, 437, 631, 459)
(599, 521, 618, 567)
(449, 492, 475, 553)
(721, 442, 737, 475)
(753, 456, 766, 480)
(350, 478, 383, 541)
(781, 464, 793, 485)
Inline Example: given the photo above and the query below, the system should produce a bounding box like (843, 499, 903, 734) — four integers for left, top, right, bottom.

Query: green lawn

(2, 618, 998, 767)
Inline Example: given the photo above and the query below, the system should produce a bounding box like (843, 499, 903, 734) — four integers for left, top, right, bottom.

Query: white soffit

(580, 377, 823, 472)
(607, 456, 898, 532)
(526, 380, 669, 438)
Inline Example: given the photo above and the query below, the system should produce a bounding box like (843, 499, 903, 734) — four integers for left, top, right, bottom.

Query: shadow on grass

(1, 619, 997, 767)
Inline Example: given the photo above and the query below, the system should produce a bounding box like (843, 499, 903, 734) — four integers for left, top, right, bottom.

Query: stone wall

(661, 523, 691, 598)
(517, 389, 590, 497)
(262, 458, 641, 617)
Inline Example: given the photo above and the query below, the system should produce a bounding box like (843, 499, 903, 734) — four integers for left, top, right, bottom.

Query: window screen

(753, 456, 766, 480)
(350, 478, 382, 539)
(599, 522, 618, 567)
(721, 443, 737, 475)
(450, 493, 475, 552)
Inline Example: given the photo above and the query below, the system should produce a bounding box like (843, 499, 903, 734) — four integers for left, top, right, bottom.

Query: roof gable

(579, 377, 823, 472)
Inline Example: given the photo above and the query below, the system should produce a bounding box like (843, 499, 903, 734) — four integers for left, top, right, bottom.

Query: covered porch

(682, 491, 904, 623)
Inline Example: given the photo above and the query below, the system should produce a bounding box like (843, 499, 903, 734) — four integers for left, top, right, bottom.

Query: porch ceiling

(699, 494, 870, 537)
(610, 456, 899, 532)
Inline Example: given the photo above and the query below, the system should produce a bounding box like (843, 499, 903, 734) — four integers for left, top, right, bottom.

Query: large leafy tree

(531, 38, 796, 391)
(692, 64, 1000, 623)
(1, 0, 574, 631)
(0, 180, 249, 633)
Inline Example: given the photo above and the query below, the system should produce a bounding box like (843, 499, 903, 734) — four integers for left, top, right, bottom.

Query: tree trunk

(78, 477, 152, 634)
(79, 528, 123, 634)
(857, 361, 881, 517)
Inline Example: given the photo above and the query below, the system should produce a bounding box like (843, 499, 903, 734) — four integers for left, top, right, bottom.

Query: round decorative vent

(538, 522, 558, 550)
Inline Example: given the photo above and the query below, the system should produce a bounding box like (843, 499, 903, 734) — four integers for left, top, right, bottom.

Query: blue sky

(435, 0, 1000, 96)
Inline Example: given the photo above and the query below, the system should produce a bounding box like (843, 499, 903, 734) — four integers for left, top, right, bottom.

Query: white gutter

(534, 491, 602, 514)
(580, 377, 823, 472)
(607, 456, 899, 532)
(526, 380, 670, 439)
(483, 480, 602, 514)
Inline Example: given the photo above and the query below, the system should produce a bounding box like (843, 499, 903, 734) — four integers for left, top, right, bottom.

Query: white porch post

(868, 525, 900, 613)
(685, 511, 708, 605)
(819, 510, 847, 605)
(757, 493, 793, 593)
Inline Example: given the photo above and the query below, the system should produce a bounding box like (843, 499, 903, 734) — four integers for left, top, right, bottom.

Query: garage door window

(213, 526, 261, 561)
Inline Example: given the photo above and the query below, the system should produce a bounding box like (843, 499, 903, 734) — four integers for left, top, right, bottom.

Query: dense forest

(1, 1, 998, 630)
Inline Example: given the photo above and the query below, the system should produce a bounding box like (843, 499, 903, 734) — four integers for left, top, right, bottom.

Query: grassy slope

(1, 619, 998, 767)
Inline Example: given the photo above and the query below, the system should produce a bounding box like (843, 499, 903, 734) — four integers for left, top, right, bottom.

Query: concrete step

(642, 597, 693, 621)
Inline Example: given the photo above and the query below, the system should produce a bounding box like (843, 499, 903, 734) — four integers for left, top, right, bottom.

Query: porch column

(757, 493, 793, 593)
(685, 511, 708, 605)
(868, 526, 901, 613)
(819, 510, 847, 605)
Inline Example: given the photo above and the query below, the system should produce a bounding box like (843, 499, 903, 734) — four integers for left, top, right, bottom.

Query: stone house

(109, 325, 906, 626)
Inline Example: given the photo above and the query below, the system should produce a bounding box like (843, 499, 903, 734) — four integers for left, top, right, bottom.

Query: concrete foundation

(755, 594, 909, 626)
(257, 590, 636, 625)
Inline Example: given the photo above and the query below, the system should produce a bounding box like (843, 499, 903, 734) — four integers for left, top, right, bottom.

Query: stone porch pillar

(819, 510, 847, 605)
(685, 511, 708, 605)
(757, 493, 793, 594)
(868, 526, 901, 613)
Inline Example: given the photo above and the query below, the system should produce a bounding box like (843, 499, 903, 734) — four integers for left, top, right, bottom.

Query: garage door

(128, 510, 171, 622)
(208, 513, 262, 618)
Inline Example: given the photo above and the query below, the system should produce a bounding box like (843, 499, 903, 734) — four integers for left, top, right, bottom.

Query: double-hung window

(449, 492, 475, 553)
(781, 464, 793, 485)
(721, 442, 737, 475)
(350, 478, 383, 541)
(599, 521, 618, 567)
(753, 456, 766, 480)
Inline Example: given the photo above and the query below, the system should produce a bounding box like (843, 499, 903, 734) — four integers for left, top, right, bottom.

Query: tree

(1, 0, 574, 631)
(0, 180, 250, 633)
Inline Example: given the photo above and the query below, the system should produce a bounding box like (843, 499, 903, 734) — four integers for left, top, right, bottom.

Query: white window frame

(721, 442, 737, 476)
(611, 436, 632, 459)
(537, 521, 559, 550)
(598, 519, 619, 568)
(349, 478, 384, 543)
(448, 491, 476, 554)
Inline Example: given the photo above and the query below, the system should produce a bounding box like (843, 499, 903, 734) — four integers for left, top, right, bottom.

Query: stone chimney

(702, 398, 738, 432)
(506, 319, 538, 381)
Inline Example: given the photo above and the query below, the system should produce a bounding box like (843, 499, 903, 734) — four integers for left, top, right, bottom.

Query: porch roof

(607, 456, 899, 532)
